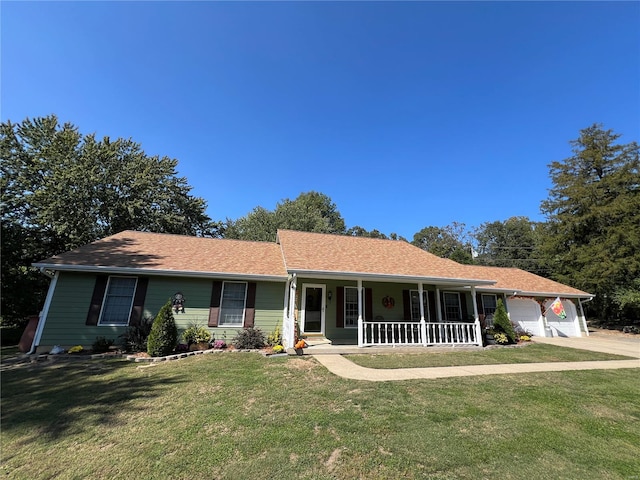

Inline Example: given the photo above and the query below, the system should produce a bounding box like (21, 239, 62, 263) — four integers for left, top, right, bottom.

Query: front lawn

(2, 353, 639, 479)
(345, 343, 633, 369)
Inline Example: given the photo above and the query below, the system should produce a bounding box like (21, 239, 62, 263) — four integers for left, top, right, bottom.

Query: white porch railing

(361, 321, 483, 347)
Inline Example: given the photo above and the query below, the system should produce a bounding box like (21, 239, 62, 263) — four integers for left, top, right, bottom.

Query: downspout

(29, 269, 59, 354)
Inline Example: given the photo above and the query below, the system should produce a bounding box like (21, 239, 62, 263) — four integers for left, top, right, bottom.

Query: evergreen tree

(492, 298, 516, 343)
(540, 124, 640, 322)
(147, 301, 178, 357)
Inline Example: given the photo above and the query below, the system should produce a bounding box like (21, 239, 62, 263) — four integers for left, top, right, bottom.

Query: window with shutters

(98, 277, 138, 326)
(219, 282, 247, 326)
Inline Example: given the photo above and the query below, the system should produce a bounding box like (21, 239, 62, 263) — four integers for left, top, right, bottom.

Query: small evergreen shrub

(119, 317, 154, 352)
(147, 301, 178, 357)
(492, 298, 517, 343)
(232, 327, 266, 349)
(92, 336, 114, 353)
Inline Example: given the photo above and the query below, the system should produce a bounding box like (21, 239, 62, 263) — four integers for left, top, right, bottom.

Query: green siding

(39, 272, 286, 349)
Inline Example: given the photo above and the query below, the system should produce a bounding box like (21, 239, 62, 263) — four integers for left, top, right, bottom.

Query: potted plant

(182, 325, 212, 351)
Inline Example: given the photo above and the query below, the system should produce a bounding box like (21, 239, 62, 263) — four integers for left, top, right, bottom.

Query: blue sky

(3, 1, 639, 239)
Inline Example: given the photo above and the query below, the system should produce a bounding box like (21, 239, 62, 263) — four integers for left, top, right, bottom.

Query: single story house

(29, 229, 593, 353)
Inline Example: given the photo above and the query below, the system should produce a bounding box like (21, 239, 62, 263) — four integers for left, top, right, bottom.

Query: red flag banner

(550, 297, 567, 319)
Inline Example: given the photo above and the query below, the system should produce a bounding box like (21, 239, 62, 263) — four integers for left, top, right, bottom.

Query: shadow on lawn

(1, 359, 185, 441)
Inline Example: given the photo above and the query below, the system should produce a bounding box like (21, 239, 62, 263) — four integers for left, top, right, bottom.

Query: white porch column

(470, 286, 482, 345)
(418, 282, 427, 346)
(435, 287, 443, 322)
(281, 277, 291, 348)
(578, 298, 590, 337)
(284, 274, 297, 348)
(357, 279, 364, 348)
(571, 299, 583, 337)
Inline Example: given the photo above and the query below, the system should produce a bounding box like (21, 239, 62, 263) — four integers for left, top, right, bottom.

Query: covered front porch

(281, 273, 491, 349)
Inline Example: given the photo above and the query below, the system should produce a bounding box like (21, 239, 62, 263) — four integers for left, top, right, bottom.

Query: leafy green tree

(225, 191, 346, 241)
(147, 301, 178, 357)
(540, 124, 640, 322)
(412, 222, 473, 264)
(346, 226, 388, 239)
(473, 217, 543, 273)
(1, 115, 218, 326)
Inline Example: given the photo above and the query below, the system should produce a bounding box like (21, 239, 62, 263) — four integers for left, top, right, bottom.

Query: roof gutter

(287, 269, 496, 286)
(31, 263, 288, 282)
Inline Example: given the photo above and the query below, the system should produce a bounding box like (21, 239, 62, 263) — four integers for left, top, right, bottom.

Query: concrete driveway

(532, 332, 640, 358)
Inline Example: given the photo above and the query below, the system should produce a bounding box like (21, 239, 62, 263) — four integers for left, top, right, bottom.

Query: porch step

(303, 336, 332, 347)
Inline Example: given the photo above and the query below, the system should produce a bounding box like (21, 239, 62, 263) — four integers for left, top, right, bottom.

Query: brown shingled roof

(461, 265, 592, 298)
(276, 230, 491, 284)
(34, 230, 287, 278)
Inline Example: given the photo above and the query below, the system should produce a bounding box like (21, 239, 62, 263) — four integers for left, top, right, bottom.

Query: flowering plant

(294, 340, 307, 350)
(272, 345, 285, 354)
(519, 335, 531, 342)
(494, 333, 509, 345)
(213, 339, 227, 349)
(68, 345, 83, 354)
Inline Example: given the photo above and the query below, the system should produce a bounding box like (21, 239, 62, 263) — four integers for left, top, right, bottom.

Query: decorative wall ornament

(172, 292, 185, 314)
(382, 295, 395, 309)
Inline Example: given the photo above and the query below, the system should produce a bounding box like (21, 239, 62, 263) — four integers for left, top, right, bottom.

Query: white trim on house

(31, 263, 287, 282)
(30, 271, 59, 353)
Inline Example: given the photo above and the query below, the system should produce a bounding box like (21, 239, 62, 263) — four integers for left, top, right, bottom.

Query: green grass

(345, 343, 633, 369)
(2, 353, 639, 479)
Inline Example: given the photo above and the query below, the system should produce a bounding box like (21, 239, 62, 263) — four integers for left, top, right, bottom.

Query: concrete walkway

(312, 334, 640, 382)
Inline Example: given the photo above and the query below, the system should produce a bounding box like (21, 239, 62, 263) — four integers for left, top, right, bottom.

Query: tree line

(2, 116, 638, 327)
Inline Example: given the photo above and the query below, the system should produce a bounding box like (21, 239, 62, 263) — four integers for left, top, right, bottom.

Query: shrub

(147, 301, 178, 357)
(232, 327, 265, 349)
(213, 339, 227, 349)
(492, 299, 517, 343)
(68, 345, 84, 354)
(266, 325, 282, 347)
(92, 336, 114, 353)
(119, 317, 154, 352)
(182, 324, 212, 345)
(272, 345, 284, 354)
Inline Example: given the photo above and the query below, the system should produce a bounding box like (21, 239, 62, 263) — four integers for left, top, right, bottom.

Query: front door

(301, 284, 325, 334)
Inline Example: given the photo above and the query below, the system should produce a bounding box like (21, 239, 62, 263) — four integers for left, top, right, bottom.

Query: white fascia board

(32, 263, 287, 283)
(514, 290, 595, 300)
(287, 269, 496, 286)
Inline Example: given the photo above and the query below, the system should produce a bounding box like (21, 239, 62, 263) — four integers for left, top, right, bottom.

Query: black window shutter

(86, 275, 109, 325)
(402, 290, 411, 321)
(365, 288, 373, 321)
(208, 281, 223, 327)
(129, 277, 148, 326)
(336, 287, 344, 328)
(244, 282, 257, 327)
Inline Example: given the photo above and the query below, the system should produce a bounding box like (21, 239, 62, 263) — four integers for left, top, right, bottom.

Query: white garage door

(544, 299, 579, 337)
(506, 298, 543, 337)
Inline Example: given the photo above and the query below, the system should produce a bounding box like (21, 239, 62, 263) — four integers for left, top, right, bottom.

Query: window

(481, 294, 497, 317)
(344, 287, 361, 328)
(219, 282, 247, 326)
(99, 277, 137, 326)
(443, 292, 462, 321)
(409, 290, 429, 321)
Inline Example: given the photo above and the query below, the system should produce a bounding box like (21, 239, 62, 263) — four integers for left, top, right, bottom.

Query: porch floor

(289, 343, 485, 355)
